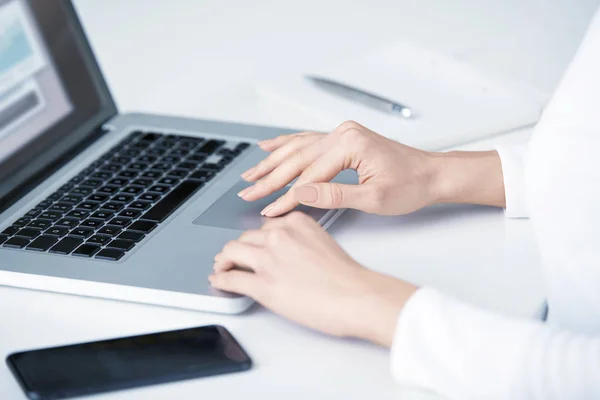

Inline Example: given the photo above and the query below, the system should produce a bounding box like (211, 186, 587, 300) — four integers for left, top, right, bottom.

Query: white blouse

(391, 8, 600, 400)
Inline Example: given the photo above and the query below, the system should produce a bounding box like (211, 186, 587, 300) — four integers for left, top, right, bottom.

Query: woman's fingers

(257, 131, 322, 152)
(239, 139, 327, 202)
(260, 147, 346, 216)
(209, 270, 263, 298)
(213, 241, 264, 273)
(242, 134, 323, 182)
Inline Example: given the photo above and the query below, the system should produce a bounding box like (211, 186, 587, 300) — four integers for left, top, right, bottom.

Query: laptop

(0, 0, 347, 313)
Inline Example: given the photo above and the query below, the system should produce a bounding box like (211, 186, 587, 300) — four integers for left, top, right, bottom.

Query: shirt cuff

(390, 287, 539, 400)
(496, 144, 529, 218)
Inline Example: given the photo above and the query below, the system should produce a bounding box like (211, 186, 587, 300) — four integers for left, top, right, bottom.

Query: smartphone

(6, 325, 252, 400)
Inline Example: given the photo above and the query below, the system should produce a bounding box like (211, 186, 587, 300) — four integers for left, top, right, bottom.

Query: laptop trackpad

(193, 180, 329, 231)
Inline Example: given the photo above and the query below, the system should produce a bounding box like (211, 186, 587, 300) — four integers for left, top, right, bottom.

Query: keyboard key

(100, 164, 122, 173)
(97, 186, 119, 195)
(60, 195, 83, 204)
(128, 220, 157, 233)
(119, 209, 141, 219)
(87, 235, 111, 245)
(141, 170, 163, 179)
(138, 155, 157, 163)
(152, 163, 171, 171)
(176, 162, 197, 170)
(110, 156, 130, 165)
(2, 226, 19, 236)
(55, 218, 79, 229)
(142, 180, 203, 223)
(39, 212, 61, 221)
(80, 179, 103, 188)
(27, 219, 52, 230)
(15, 228, 40, 239)
(140, 132, 161, 142)
(117, 170, 138, 178)
(107, 217, 132, 228)
(139, 193, 161, 202)
(129, 201, 151, 210)
(44, 226, 69, 237)
(146, 148, 167, 156)
(88, 194, 110, 203)
(187, 154, 207, 162)
(0, 235, 7, 245)
(170, 148, 190, 157)
(49, 203, 73, 213)
(36, 200, 54, 209)
(98, 226, 122, 237)
(49, 237, 83, 255)
(167, 169, 188, 178)
(77, 202, 99, 211)
(13, 217, 32, 227)
(72, 244, 101, 257)
(67, 210, 90, 220)
(80, 219, 104, 229)
(47, 192, 62, 202)
(70, 227, 94, 238)
(26, 235, 58, 252)
(91, 171, 113, 180)
(160, 155, 180, 164)
(189, 170, 215, 181)
(132, 179, 152, 187)
(100, 202, 124, 212)
(71, 187, 93, 196)
(200, 163, 222, 171)
(24, 209, 41, 218)
(121, 186, 143, 195)
(108, 178, 129, 186)
(159, 177, 181, 187)
(95, 248, 125, 261)
(112, 194, 134, 203)
(106, 239, 135, 251)
(197, 139, 224, 155)
(128, 163, 148, 171)
(3, 237, 30, 249)
(235, 142, 251, 153)
(148, 185, 170, 194)
(91, 211, 114, 220)
(117, 230, 145, 242)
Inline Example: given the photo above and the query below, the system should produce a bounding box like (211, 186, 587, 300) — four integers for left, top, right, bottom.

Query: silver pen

(305, 75, 413, 119)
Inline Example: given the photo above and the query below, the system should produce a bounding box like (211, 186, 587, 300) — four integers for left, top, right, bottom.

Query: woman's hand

(239, 120, 507, 215)
(238, 121, 441, 217)
(209, 212, 418, 347)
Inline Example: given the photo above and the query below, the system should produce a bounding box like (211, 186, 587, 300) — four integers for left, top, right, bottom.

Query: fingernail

(261, 203, 274, 216)
(237, 186, 254, 198)
(214, 253, 221, 261)
(241, 167, 256, 179)
(208, 274, 215, 282)
(257, 140, 271, 148)
(294, 185, 318, 203)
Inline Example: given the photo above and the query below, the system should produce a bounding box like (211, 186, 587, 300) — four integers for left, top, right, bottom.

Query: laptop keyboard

(0, 131, 251, 261)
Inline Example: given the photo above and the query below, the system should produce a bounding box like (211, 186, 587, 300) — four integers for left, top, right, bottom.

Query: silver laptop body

(0, 1, 347, 314)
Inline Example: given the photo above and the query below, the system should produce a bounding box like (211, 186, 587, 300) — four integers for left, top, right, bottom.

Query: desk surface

(1, 1, 598, 399)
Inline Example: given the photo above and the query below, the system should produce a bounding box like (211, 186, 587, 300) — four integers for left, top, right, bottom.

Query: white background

(1, 1, 599, 399)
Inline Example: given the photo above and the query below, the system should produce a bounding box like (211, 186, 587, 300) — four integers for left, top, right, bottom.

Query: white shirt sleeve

(389, 7, 600, 400)
(391, 288, 600, 400)
(496, 144, 529, 219)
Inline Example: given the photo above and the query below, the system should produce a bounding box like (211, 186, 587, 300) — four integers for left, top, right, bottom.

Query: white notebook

(256, 41, 544, 150)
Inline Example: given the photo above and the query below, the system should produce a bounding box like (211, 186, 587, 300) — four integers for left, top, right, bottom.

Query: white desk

(1, 1, 598, 399)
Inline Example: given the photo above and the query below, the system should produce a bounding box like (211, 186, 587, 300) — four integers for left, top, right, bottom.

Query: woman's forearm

(429, 150, 506, 208)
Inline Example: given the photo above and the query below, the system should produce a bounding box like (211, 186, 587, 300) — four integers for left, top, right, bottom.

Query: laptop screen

(0, 0, 116, 211)
(0, 0, 73, 164)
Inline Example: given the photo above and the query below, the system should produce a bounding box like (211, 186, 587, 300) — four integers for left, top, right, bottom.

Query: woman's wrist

(348, 269, 418, 348)
(427, 150, 506, 208)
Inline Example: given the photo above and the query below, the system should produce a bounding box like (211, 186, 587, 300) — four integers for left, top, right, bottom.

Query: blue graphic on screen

(0, 20, 33, 75)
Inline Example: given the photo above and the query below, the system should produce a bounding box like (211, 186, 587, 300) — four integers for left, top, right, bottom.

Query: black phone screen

(6, 325, 252, 400)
